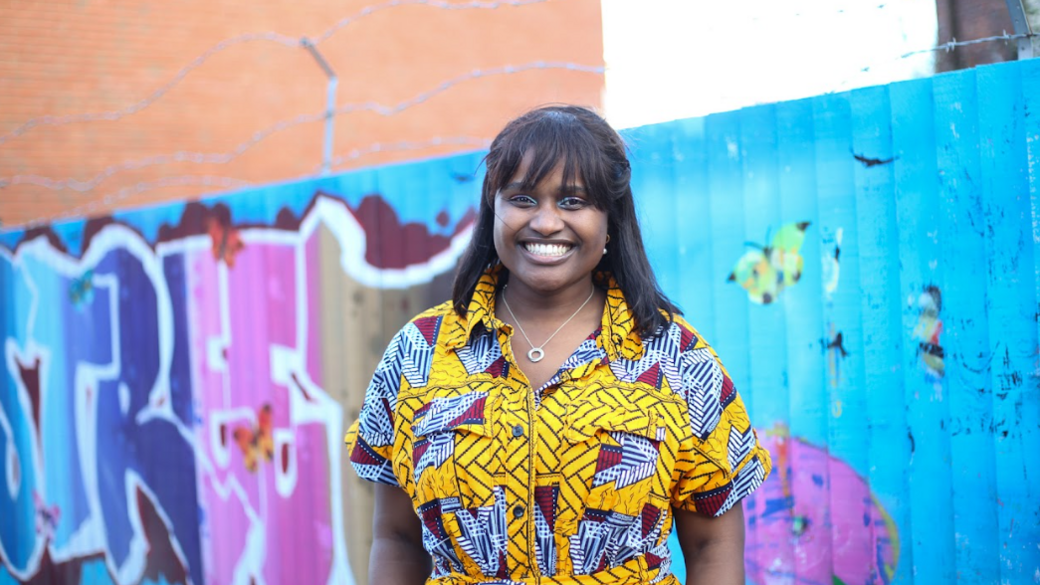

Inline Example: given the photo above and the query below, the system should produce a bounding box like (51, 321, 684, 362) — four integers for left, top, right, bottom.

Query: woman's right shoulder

(384, 299, 459, 343)
(409, 299, 456, 323)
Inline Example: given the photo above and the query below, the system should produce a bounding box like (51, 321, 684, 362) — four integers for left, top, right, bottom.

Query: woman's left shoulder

(648, 314, 714, 354)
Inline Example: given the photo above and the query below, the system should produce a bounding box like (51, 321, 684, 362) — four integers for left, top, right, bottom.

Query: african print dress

(345, 269, 771, 584)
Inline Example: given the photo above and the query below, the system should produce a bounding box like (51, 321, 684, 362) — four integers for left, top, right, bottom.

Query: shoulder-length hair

(451, 104, 680, 338)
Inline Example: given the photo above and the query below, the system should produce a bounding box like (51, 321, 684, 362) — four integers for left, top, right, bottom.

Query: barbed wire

(313, 0, 552, 44)
(322, 136, 491, 172)
(332, 61, 604, 117)
(0, 61, 599, 195)
(844, 31, 1038, 86)
(1, 110, 326, 192)
(0, 0, 554, 146)
(34, 176, 254, 227)
(0, 32, 299, 146)
(899, 31, 1037, 59)
(17, 135, 494, 227)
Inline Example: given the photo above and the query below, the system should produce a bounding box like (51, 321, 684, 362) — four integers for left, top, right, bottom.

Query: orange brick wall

(0, 0, 604, 228)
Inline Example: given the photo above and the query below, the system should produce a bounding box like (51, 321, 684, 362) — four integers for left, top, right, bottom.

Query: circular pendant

(527, 348, 545, 362)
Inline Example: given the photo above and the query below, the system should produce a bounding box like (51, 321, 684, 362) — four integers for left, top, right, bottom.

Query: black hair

(451, 104, 680, 338)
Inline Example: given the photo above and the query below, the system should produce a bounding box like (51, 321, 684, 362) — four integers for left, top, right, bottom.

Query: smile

(523, 242, 573, 258)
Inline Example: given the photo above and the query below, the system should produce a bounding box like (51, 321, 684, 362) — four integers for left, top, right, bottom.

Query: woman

(345, 105, 771, 584)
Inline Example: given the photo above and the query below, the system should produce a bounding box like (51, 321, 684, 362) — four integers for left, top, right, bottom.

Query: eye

(507, 194, 536, 207)
(559, 196, 589, 210)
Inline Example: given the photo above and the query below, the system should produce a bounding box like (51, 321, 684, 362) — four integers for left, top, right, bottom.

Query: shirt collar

(443, 265, 644, 362)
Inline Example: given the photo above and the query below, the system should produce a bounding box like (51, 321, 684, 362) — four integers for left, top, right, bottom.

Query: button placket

(498, 382, 535, 577)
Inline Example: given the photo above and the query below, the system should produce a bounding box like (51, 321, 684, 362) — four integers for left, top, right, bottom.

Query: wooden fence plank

(976, 62, 1040, 583)
(932, 68, 1001, 583)
(890, 75, 957, 584)
(706, 110, 752, 396)
(850, 84, 910, 585)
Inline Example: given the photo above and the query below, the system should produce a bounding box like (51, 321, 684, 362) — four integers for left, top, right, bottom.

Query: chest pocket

(409, 391, 501, 509)
(562, 402, 666, 519)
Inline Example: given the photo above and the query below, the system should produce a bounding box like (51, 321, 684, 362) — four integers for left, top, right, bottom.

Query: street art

(5, 59, 1040, 584)
(913, 285, 944, 380)
(821, 227, 842, 301)
(824, 325, 849, 391)
(727, 221, 811, 304)
(745, 426, 898, 585)
(0, 189, 475, 585)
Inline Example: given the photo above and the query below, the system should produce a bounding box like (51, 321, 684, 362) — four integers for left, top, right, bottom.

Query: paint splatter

(728, 221, 811, 304)
(824, 325, 849, 388)
(852, 150, 897, 167)
(822, 227, 842, 299)
(68, 269, 95, 308)
(33, 492, 60, 538)
(913, 285, 944, 379)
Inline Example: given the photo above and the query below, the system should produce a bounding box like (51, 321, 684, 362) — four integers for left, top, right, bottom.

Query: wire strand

(322, 136, 491, 172)
(17, 136, 493, 227)
(0, 62, 599, 194)
(32, 176, 253, 227)
(0, 0, 556, 145)
(900, 31, 1037, 59)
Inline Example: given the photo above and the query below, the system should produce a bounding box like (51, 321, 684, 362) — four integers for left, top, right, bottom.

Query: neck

(501, 277, 599, 321)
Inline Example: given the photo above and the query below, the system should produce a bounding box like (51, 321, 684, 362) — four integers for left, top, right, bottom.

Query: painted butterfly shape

(208, 218, 244, 267)
(728, 221, 810, 304)
(233, 404, 274, 472)
(33, 491, 61, 537)
(68, 269, 95, 308)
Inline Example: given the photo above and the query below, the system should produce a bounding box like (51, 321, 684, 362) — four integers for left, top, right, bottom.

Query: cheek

(491, 203, 513, 250)
(595, 213, 609, 242)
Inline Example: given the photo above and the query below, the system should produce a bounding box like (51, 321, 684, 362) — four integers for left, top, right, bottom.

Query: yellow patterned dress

(344, 268, 771, 584)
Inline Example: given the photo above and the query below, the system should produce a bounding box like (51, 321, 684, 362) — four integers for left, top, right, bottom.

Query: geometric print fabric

(345, 268, 772, 584)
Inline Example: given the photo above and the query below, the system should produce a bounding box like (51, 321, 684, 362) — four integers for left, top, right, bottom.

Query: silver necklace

(500, 284, 596, 363)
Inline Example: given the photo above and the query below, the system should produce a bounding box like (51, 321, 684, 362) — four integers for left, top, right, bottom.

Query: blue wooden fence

(1, 58, 1038, 584)
(627, 58, 1040, 584)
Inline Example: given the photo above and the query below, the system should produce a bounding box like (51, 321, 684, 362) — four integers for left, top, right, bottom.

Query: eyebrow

(501, 181, 588, 194)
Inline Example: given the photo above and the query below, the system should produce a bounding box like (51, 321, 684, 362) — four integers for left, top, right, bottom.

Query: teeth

(525, 243, 571, 257)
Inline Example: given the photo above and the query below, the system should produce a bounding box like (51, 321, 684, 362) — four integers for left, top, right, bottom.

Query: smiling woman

(493, 158, 607, 295)
(343, 105, 772, 585)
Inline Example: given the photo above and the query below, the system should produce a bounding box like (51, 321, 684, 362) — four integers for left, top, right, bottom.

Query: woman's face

(492, 154, 608, 297)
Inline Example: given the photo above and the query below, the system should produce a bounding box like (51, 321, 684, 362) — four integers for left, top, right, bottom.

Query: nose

(529, 201, 564, 235)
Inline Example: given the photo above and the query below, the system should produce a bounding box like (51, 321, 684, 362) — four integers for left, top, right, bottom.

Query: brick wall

(0, 0, 604, 227)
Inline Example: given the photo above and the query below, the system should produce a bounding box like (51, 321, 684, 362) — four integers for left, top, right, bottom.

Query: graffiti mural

(5, 61, 1040, 584)
(726, 221, 811, 305)
(1, 152, 482, 585)
(913, 285, 944, 380)
(744, 426, 898, 585)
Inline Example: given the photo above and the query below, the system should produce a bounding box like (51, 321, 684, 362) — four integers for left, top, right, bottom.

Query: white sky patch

(602, 0, 937, 128)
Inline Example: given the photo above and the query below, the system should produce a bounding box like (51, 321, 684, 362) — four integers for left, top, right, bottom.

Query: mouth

(522, 242, 574, 259)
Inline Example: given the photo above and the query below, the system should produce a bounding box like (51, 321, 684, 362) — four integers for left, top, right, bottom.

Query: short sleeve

(344, 328, 407, 487)
(671, 342, 771, 517)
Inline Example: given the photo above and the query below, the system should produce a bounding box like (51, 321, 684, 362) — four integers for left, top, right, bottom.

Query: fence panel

(2, 61, 1039, 585)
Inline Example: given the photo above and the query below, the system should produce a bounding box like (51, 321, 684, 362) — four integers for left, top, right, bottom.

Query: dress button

(512, 425, 524, 437)
(512, 505, 525, 519)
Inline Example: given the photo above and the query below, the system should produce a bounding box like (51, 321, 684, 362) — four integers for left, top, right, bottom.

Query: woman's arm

(370, 483, 431, 585)
(673, 504, 746, 585)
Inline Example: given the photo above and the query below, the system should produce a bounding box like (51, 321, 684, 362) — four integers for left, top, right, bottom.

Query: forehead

(503, 151, 586, 190)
